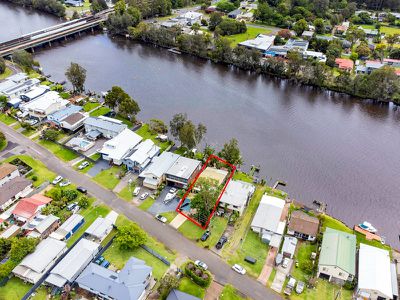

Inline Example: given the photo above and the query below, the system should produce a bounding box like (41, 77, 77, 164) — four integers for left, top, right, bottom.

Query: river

(1, 3, 400, 247)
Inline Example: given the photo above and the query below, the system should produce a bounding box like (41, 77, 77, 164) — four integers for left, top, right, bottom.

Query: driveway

(272, 259, 293, 293)
(87, 159, 110, 177)
(147, 185, 180, 215)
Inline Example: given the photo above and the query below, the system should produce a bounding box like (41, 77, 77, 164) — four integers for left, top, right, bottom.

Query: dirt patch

(205, 281, 224, 300)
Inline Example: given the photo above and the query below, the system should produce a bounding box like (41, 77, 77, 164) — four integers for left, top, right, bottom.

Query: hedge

(184, 261, 212, 288)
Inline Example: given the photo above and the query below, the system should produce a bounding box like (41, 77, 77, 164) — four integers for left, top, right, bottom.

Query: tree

(215, 19, 247, 36)
(65, 62, 86, 93)
(293, 19, 308, 36)
(9, 237, 37, 262)
(190, 178, 221, 225)
(178, 121, 197, 149)
(12, 50, 35, 70)
(355, 42, 371, 58)
(216, 0, 237, 12)
(218, 138, 242, 166)
(374, 43, 386, 61)
(346, 27, 366, 47)
(78, 196, 89, 209)
(91, 0, 108, 13)
(119, 95, 141, 122)
(277, 29, 292, 39)
(149, 119, 168, 134)
(210, 37, 233, 64)
(0, 239, 11, 259)
(0, 58, 5, 74)
(157, 274, 179, 300)
(389, 48, 400, 59)
(43, 129, 59, 141)
(313, 18, 325, 34)
(208, 12, 223, 31)
(170, 113, 188, 138)
(115, 223, 147, 250)
(386, 34, 399, 52)
(71, 11, 80, 20)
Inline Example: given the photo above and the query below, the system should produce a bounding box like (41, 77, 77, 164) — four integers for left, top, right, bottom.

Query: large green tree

(105, 86, 140, 121)
(65, 62, 87, 93)
(115, 223, 147, 250)
(218, 138, 242, 166)
(190, 178, 220, 226)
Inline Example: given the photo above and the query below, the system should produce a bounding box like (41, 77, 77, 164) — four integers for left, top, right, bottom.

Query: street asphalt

(0, 122, 281, 300)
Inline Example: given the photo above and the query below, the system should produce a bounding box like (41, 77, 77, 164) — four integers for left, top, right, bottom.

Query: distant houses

(239, 34, 275, 53)
(0, 73, 40, 100)
(19, 91, 69, 120)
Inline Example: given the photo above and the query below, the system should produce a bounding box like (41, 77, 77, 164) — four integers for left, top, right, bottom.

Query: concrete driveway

(147, 185, 180, 215)
(271, 258, 293, 293)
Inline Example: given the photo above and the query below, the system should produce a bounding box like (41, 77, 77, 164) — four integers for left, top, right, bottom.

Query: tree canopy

(115, 223, 147, 250)
(105, 86, 140, 121)
(65, 62, 87, 93)
(218, 138, 242, 166)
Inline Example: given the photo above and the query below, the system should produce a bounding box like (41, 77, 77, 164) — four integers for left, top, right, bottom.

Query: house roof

(125, 139, 160, 166)
(165, 156, 201, 180)
(288, 210, 319, 237)
(251, 195, 285, 233)
(167, 289, 201, 300)
(61, 112, 87, 126)
(76, 257, 152, 300)
(239, 34, 275, 52)
(21, 91, 68, 113)
(32, 214, 59, 234)
(84, 116, 127, 134)
(50, 214, 83, 239)
(30, 194, 52, 204)
(46, 238, 99, 287)
(85, 217, 113, 239)
(335, 58, 354, 70)
(358, 244, 393, 299)
(198, 167, 229, 185)
(0, 224, 20, 239)
(47, 105, 82, 122)
(219, 180, 255, 208)
(12, 197, 49, 220)
(319, 227, 356, 276)
(20, 85, 49, 100)
(281, 236, 298, 256)
(140, 151, 180, 179)
(99, 129, 142, 161)
(0, 176, 32, 206)
(0, 163, 18, 181)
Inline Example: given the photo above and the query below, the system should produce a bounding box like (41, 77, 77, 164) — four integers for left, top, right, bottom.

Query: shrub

(31, 175, 38, 181)
(184, 261, 212, 287)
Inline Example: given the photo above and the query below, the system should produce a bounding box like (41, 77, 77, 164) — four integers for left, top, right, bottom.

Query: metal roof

(165, 156, 201, 180)
(167, 289, 201, 300)
(84, 116, 127, 134)
(139, 151, 180, 179)
(99, 129, 142, 162)
(125, 139, 160, 166)
(0, 176, 32, 206)
(33, 214, 59, 234)
(219, 180, 255, 207)
(281, 236, 298, 257)
(50, 214, 84, 239)
(85, 217, 113, 239)
(47, 105, 82, 122)
(251, 195, 285, 233)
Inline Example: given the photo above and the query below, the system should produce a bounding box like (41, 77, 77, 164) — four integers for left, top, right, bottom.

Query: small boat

(359, 221, 377, 233)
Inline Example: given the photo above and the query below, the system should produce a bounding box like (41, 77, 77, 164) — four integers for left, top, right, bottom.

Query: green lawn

(21, 128, 36, 137)
(233, 171, 253, 183)
(291, 242, 317, 282)
(83, 102, 100, 112)
(135, 124, 173, 152)
(0, 67, 13, 80)
(267, 268, 276, 288)
(290, 279, 353, 300)
(160, 211, 178, 223)
(138, 197, 155, 211)
(0, 114, 16, 125)
(12, 122, 21, 130)
(103, 215, 176, 280)
(226, 27, 272, 45)
(118, 184, 135, 201)
(361, 24, 400, 35)
(93, 166, 122, 190)
(178, 219, 205, 240)
(73, 160, 94, 174)
(3, 155, 56, 187)
(0, 139, 7, 152)
(38, 139, 79, 161)
(220, 284, 248, 300)
(115, 115, 133, 127)
(0, 277, 48, 300)
(89, 152, 101, 161)
(178, 277, 206, 299)
(65, 0, 91, 12)
(66, 205, 111, 247)
(90, 106, 111, 117)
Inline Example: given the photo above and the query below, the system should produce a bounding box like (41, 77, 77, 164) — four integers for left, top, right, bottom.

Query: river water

(1, 3, 400, 247)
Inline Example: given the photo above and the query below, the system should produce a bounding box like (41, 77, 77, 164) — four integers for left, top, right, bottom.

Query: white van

(133, 187, 140, 196)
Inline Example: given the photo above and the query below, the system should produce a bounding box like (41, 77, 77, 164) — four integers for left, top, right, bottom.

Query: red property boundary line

(175, 154, 236, 230)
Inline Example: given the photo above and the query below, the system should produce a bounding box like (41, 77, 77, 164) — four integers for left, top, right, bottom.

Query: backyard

(0, 277, 48, 300)
(291, 242, 318, 282)
(290, 279, 353, 300)
(93, 166, 122, 190)
(135, 124, 173, 152)
(83, 102, 100, 112)
(232, 171, 253, 183)
(226, 27, 272, 45)
(89, 106, 111, 117)
(178, 277, 206, 299)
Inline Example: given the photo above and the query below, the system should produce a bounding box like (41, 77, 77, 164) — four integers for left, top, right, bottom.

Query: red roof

(12, 196, 50, 220)
(30, 194, 52, 204)
(335, 58, 354, 70)
(395, 70, 400, 76)
(384, 58, 400, 63)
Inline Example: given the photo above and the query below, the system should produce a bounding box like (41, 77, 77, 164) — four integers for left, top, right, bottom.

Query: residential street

(0, 122, 281, 300)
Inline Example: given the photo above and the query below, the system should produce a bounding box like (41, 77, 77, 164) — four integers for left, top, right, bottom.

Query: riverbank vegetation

(4, 0, 65, 17)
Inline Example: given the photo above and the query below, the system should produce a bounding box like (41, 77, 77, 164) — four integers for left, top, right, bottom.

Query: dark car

(77, 186, 87, 194)
(215, 236, 228, 249)
(200, 230, 211, 241)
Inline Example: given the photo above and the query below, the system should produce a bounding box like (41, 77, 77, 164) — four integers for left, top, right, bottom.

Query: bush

(184, 261, 212, 287)
(31, 175, 38, 181)
(216, 19, 247, 36)
(201, 18, 208, 26)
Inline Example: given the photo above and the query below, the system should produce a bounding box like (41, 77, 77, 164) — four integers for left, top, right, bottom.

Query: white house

(180, 11, 203, 25)
(0, 73, 40, 99)
(251, 195, 286, 247)
(0, 163, 19, 187)
(0, 177, 33, 211)
(84, 116, 127, 140)
(20, 91, 69, 120)
(356, 244, 396, 300)
(218, 180, 255, 215)
(98, 128, 143, 165)
(59, 112, 88, 131)
(123, 139, 160, 173)
(84, 216, 114, 243)
(19, 85, 49, 102)
(239, 34, 275, 53)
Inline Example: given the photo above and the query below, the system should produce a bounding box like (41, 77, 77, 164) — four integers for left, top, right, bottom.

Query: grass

(12, 122, 21, 130)
(233, 171, 253, 183)
(89, 106, 111, 117)
(0, 277, 48, 300)
(178, 277, 206, 299)
(267, 268, 277, 287)
(0, 67, 13, 80)
(73, 160, 94, 174)
(89, 152, 101, 161)
(135, 124, 173, 152)
(291, 242, 317, 282)
(0, 114, 16, 125)
(3, 154, 56, 187)
(178, 219, 205, 240)
(0, 139, 7, 152)
(138, 197, 156, 211)
(93, 166, 122, 190)
(160, 211, 178, 223)
(21, 128, 36, 137)
(38, 139, 79, 161)
(115, 115, 133, 127)
(83, 102, 100, 112)
(103, 215, 176, 280)
(226, 27, 272, 45)
(118, 184, 135, 201)
(220, 284, 248, 300)
(290, 279, 353, 300)
(361, 24, 400, 35)
(66, 205, 111, 247)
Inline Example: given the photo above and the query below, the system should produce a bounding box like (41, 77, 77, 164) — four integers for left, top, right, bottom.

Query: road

(0, 122, 281, 300)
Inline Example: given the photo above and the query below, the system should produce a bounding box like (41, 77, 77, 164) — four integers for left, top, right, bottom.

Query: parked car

(52, 175, 63, 185)
(140, 192, 149, 200)
(275, 253, 283, 266)
(194, 260, 208, 270)
(26, 119, 38, 126)
(282, 257, 290, 269)
(232, 264, 246, 275)
(95, 256, 105, 265)
(78, 161, 90, 170)
(296, 281, 305, 294)
(155, 214, 167, 223)
(284, 277, 296, 296)
(200, 230, 211, 241)
(169, 187, 177, 193)
(215, 236, 228, 249)
(77, 186, 87, 194)
(244, 256, 257, 264)
(59, 180, 71, 187)
(133, 187, 140, 196)
(71, 205, 80, 214)
(101, 259, 110, 268)
(66, 202, 77, 211)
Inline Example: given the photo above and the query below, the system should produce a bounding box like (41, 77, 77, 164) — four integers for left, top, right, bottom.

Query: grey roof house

(76, 257, 152, 300)
(84, 116, 127, 140)
(165, 156, 202, 188)
(218, 180, 255, 215)
(0, 176, 33, 211)
(167, 289, 201, 300)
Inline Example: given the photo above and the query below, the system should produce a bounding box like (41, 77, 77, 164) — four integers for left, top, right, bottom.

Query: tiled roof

(0, 163, 17, 180)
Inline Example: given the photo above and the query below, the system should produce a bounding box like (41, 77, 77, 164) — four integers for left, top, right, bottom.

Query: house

(64, 0, 83, 6)
(60, 112, 88, 131)
(335, 58, 354, 71)
(266, 39, 309, 58)
(49, 214, 84, 241)
(99, 128, 143, 165)
(301, 30, 314, 40)
(0, 224, 21, 239)
(167, 289, 201, 300)
(281, 236, 298, 258)
(317, 227, 356, 285)
(287, 210, 319, 242)
(123, 139, 161, 173)
(165, 156, 202, 188)
(85, 216, 114, 243)
(218, 180, 255, 215)
(180, 11, 203, 25)
(383, 58, 400, 68)
(0, 163, 19, 187)
(84, 116, 127, 140)
(45, 238, 100, 288)
(76, 257, 152, 300)
(25, 214, 60, 239)
(250, 195, 286, 247)
(47, 105, 82, 125)
(0, 176, 32, 211)
(303, 50, 327, 62)
(19, 85, 49, 102)
(13, 237, 67, 284)
(239, 34, 275, 53)
(139, 151, 180, 189)
(361, 27, 379, 38)
(0, 73, 40, 99)
(197, 167, 228, 186)
(228, 9, 242, 19)
(356, 244, 396, 300)
(12, 194, 52, 223)
(20, 91, 69, 120)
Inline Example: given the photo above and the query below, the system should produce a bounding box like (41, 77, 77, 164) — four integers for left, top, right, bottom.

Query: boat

(358, 221, 377, 233)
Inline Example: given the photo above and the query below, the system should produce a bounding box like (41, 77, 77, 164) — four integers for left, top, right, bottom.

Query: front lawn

(89, 152, 101, 161)
(118, 184, 135, 201)
(138, 197, 156, 211)
(0, 277, 48, 300)
(0, 114, 16, 125)
(21, 128, 36, 137)
(38, 140, 79, 161)
(160, 211, 178, 223)
(220, 284, 248, 300)
(226, 27, 272, 45)
(178, 219, 205, 240)
(290, 279, 353, 300)
(135, 124, 173, 152)
(0, 138, 7, 152)
(83, 102, 100, 112)
(103, 216, 176, 280)
(89, 106, 111, 117)
(93, 166, 122, 190)
(73, 160, 94, 174)
(233, 171, 253, 183)
(178, 277, 206, 299)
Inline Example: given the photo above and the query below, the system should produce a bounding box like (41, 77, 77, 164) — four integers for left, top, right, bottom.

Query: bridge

(0, 9, 113, 57)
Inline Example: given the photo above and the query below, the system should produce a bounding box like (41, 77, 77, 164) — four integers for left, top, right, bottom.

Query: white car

(232, 264, 246, 275)
(140, 192, 149, 200)
(133, 187, 140, 196)
(169, 187, 177, 193)
(282, 257, 290, 269)
(26, 119, 38, 126)
(78, 161, 90, 170)
(194, 260, 208, 270)
(296, 281, 305, 294)
(52, 175, 63, 185)
(155, 214, 167, 223)
(59, 180, 71, 187)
